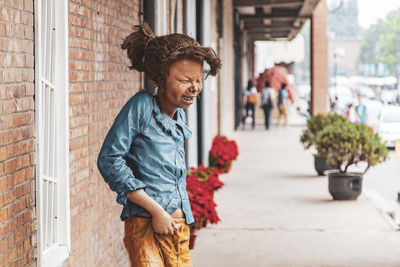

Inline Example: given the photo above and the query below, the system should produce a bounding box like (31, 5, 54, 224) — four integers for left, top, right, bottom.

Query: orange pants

(123, 216, 192, 267)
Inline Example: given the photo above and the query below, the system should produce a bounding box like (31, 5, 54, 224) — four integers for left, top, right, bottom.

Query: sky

(357, 0, 400, 28)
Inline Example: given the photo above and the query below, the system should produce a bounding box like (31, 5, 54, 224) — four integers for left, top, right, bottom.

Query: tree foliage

(315, 121, 388, 173)
(357, 20, 385, 66)
(300, 113, 346, 150)
(328, 0, 361, 39)
(358, 9, 400, 76)
(379, 12, 400, 76)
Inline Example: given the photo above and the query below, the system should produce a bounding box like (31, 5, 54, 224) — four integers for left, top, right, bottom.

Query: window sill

(43, 245, 69, 267)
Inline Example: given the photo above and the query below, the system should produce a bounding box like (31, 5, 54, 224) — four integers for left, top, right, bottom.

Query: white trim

(156, 0, 167, 35)
(201, 0, 211, 165)
(185, 0, 198, 167)
(35, 0, 70, 266)
(42, 246, 69, 267)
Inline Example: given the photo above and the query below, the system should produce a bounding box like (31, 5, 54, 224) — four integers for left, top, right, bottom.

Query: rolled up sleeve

(97, 94, 149, 206)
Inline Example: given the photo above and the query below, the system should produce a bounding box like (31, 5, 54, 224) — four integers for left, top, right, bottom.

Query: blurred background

(255, 0, 400, 141)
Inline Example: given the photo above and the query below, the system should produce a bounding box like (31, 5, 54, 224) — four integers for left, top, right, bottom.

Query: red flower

(186, 165, 224, 227)
(209, 136, 239, 172)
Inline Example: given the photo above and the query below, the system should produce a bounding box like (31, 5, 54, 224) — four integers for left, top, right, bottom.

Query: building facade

(0, 0, 326, 266)
(0, 0, 236, 266)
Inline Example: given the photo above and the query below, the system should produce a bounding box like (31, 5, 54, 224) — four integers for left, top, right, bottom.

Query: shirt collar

(152, 97, 192, 140)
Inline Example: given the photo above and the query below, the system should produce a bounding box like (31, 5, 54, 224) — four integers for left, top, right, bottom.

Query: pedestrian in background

(346, 103, 357, 124)
(261, 81, 274, 130)
(277, 83, 288, 127)
(97, 24, 221, 267)
(355, 94, 367, 124)
(330, 96, 339, 113)
(242, 79, 258, 129)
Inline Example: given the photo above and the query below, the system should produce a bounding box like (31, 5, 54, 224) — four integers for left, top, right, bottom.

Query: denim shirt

(97, 91, 194, 225)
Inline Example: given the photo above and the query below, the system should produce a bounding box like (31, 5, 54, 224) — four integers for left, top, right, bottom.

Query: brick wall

(311, 0, 328, 115)
(66, 0, 140, 266)
(0, 1, 36, 267)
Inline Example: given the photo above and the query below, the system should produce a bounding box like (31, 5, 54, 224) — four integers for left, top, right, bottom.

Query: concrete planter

(314, 155, 336, 176)
(328, 172, 363, 200)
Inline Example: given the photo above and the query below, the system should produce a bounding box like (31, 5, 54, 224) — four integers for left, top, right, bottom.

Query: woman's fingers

(168, 224, 175, 235)
(172, 221, 179, 230)
(167, 221, 179, 235)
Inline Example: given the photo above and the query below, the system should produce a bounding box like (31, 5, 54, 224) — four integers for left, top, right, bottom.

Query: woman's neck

(156, 94, 177, 119)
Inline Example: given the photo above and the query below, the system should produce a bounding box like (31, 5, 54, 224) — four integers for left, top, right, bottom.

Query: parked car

(377, 106, 400, 148)
(380, 89, 396, 105)
(357, 87, 375, 100)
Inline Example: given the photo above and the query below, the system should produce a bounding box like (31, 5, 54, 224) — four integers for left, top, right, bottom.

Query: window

(34, 0, 70, 266)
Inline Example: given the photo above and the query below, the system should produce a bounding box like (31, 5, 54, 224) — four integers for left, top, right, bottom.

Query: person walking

(346, 103, 357, 124)
(277, 83, 288, 126)
(355, 94, 367, 124)
(330, 96, 339, 113)
(261, 81, 274, 129)
(97, 24, 221, 267)
(242, 79, 258, 129)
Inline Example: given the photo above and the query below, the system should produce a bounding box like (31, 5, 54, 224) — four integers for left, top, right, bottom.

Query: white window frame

(156, 0, 167, 35)
(34, 0, 70, 266)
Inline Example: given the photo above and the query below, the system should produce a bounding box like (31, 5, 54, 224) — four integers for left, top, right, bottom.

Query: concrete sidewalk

(191, 125, 400, 267)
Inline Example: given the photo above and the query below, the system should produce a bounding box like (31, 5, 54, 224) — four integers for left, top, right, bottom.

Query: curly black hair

(121, 24, 221, 88)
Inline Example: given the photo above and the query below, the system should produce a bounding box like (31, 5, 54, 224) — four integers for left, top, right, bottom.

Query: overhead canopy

(235, 0, 321, 41)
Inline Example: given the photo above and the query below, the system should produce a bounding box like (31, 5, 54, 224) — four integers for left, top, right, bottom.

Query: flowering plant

(209, 136, 239, 173)
(187, 165, 224, 229)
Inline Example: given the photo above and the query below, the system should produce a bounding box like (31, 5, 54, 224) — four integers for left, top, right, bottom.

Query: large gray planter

(328, 172, 363, 200)
(314, 155, 336, 176)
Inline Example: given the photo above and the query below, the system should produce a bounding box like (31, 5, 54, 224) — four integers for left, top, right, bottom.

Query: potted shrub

(300, 113, 346, 175)
(315, 121, 388, 200)
(209, 136, 239, 173)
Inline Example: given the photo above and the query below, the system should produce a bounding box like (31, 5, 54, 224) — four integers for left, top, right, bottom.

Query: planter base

(314, 155, 336, 176)
(328, 172, 363, 200)
(189, 228, 197, 250)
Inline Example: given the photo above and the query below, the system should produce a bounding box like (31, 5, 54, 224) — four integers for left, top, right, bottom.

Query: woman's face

(158, 58, 203, 117)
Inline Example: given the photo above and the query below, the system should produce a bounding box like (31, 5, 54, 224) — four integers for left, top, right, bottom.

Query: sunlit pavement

(190, 121, 400, 267)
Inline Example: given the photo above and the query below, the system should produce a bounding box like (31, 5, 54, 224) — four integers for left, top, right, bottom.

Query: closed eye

(178, 80, 190, 84)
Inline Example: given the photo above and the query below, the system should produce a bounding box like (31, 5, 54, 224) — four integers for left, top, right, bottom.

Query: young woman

(97, 24, 221, 266)
(261, 81, 274, 130)
(242, 80, 258, 129)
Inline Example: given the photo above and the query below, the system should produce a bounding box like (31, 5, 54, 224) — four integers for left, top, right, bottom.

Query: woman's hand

(126, 189, 178, 235)
(151, 209, 179, 235)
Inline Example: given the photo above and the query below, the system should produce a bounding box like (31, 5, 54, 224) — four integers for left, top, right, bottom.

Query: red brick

(0, 23, 6, 36)
(23, 0, 33, 12)
(0, 236, 11, 253)
(3, 189, 16, 206)
(6, 113, 33, 128)
(0, 208, 7, 223)
(0, 146, 7, 161)
(13, 225, 26, 243)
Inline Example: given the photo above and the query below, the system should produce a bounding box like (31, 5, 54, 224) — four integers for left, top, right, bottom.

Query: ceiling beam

(250, 32, 290, 41)
(234, 0, 304, 8)
(239, 8, 300, 19)
(237, 0, 322, 41)
(244, 21, 293, 30)
(288, 0, 320, 40)
(298, 0, 320, 16)
(246, 27, 293, 33)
